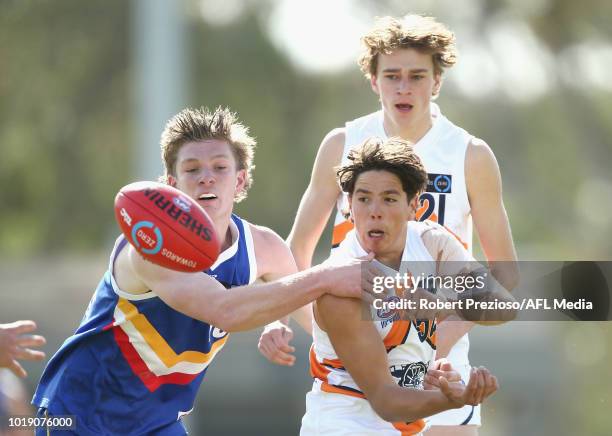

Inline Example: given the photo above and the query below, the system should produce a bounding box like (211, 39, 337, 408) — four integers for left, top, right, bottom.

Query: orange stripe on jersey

(309, 345, 331, 381)
(320, 381, 366, 399)
(117, 299, 228, 366)
(392, 420, 426, 435)
(442, 225, 468, 250)
(332, 219, 354, 246)
(322, 357, 344, 369)
(383, 320, 411, 350)
(310, 345, 366, 399)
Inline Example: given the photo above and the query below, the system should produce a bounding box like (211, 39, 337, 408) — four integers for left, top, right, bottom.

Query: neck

(382, 108, 433, 143)
(213, 215, 234, 252)
(375, 252, 403, 271)
(372, 230, 407, 271)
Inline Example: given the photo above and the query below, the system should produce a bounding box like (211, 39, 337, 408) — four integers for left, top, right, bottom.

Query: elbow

(368, 389, 417, 423)
(210, 309, 242, 333)
(369, 395, 394, 422)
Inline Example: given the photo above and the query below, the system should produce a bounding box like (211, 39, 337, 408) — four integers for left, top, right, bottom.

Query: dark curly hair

(337, 137, 428, 203)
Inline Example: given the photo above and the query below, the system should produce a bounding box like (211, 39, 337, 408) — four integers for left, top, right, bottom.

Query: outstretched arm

(126, 242, 378, 333)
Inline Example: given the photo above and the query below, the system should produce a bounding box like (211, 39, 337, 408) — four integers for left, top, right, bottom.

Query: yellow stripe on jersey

(116, 298, 228, 367)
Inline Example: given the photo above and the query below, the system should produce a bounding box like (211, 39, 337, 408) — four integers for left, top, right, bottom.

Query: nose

(369, 201, 383, 219)
(198, 168, 215, 185)
(397, 77, 411, 95)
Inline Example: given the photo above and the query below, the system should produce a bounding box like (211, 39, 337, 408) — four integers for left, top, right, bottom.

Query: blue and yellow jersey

(33, 214, 257, 435)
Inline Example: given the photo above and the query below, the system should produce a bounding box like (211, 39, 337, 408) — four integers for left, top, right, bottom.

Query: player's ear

(432, 73, 442, 97)
(370, 75, 380, 96)
(347, 195, 354, 222)
(408, 195, 419, 218)
(235, 169, 247, 195)
(167, 175, 177, 187)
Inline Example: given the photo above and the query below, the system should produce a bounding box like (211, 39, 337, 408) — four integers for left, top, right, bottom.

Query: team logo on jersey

(390, 362, 428, 388)
(211, 327, 228, 340)
(426, 173, 452, 193)
(377, 295, 400, 322)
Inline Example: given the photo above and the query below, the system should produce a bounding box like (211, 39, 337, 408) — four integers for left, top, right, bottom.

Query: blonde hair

(160, 106, 256, 202)
(358, 14, 457, 78)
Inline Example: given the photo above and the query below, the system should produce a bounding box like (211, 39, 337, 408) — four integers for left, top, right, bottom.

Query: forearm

(204, 268, 326, 332)
(371, 383, 456, 422)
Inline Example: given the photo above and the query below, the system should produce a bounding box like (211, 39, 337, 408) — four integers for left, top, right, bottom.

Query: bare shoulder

(315, 127, 346, 166)
(321, 127, 345, 153)
(466, 137, 500, 174)
(417, 221, 471, 262)
(249, 223, 297, 280)
(114, 243, 149, 294)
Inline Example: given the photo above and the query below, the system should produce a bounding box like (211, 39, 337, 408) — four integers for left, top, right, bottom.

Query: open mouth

(368, 230, 385, 239)
(395, 103, 413, 112)
(198, 193, 218, 202)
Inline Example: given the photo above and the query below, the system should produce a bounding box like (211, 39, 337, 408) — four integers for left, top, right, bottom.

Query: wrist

(309, 263, 330, 299)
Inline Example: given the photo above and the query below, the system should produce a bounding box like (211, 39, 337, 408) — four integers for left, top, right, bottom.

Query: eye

(412, 75, 424, 81)
(385, 197, 397, 203)
(185, 167, 198, 173)
(385, 74, 399, 81)
(357, 197, 369, 203)
(215, 165, 227, 171)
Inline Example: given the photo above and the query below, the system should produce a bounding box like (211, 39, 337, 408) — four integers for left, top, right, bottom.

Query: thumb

(441, 362, 453, 372)
(282, 327, 294, 341)
(438, 376, 450, 394)
(360, 252, 375, 261)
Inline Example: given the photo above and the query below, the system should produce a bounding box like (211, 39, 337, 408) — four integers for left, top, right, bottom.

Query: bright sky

(199, 0, 612, 103)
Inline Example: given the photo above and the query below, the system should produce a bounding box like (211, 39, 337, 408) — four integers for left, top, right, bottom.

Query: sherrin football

(114, 181, 220, 272)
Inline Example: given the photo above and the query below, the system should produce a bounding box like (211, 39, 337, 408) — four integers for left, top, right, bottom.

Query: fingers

(472, 367, 486, 404)
(358, 252, 375, 261)
(13, 347, 46, 361)
(4, 320, 38, 335)
(438, 375, 451, 396)
(427, 369, 461, 384)
(479, 367, 498, 400)
(360, 290, 375, 304)
(258, 329, 296, 366)
(463, 368, 479, 405)
(424, 372, 441, 389)
(7, 359, 27, 378)
(16, 334, 46, 348)
(463, 367, 498, 405)
(440, 361, 453, 372)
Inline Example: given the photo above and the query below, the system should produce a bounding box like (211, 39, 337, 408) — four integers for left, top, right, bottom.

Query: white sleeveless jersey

(331, 103, 473, 366)
(332, 103, 472, 252)
(309, 221, 441, 435)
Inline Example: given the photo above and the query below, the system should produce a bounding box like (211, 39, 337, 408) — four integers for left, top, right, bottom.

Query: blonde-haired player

(260, 14, 517, 435)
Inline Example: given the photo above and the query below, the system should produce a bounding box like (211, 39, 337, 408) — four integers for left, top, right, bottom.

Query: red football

(114, 181, 220, 272)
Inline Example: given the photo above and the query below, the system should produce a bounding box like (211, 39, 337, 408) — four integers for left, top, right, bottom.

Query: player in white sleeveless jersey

(301, 138, 498, 435)
(259, 14, 517, 435)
